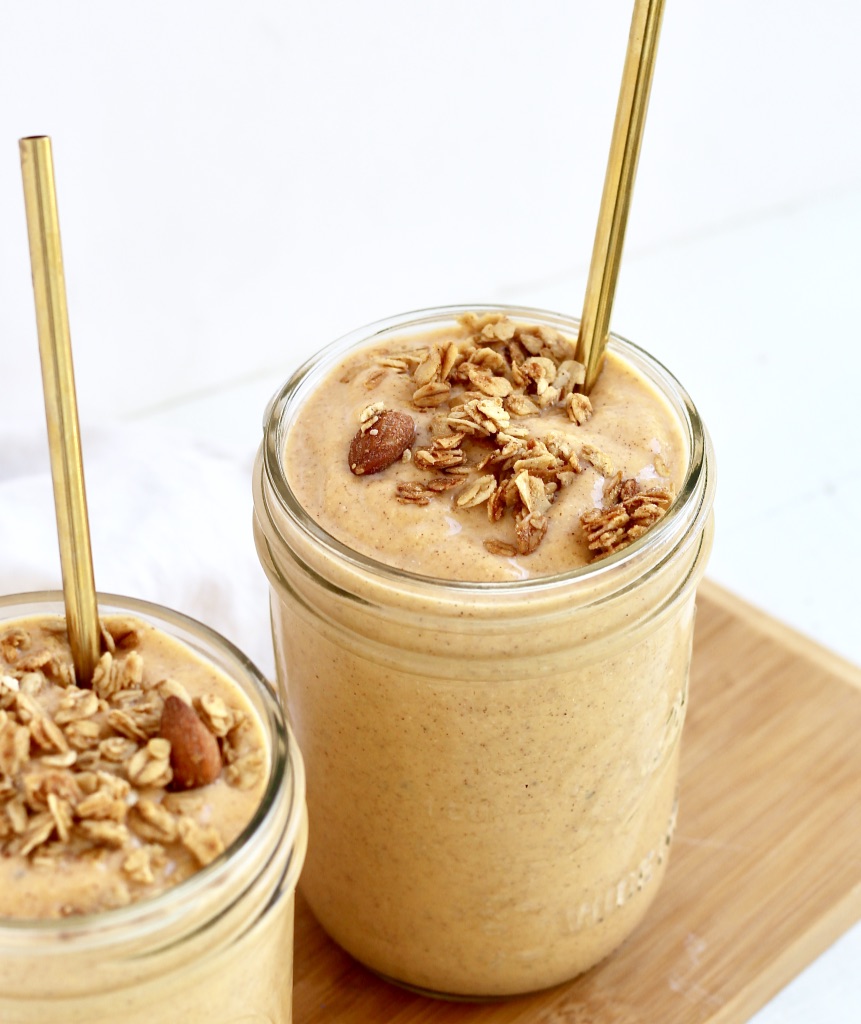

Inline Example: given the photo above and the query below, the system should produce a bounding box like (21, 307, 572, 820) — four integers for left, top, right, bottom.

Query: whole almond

(159, 695, 222, 790)
(348, 410, 416, 475)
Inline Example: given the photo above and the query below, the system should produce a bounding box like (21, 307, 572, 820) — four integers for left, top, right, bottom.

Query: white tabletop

(1, 3, 860, 1019)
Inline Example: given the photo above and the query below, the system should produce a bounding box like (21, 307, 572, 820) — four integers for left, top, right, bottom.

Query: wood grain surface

(292, 579, 861, 1023)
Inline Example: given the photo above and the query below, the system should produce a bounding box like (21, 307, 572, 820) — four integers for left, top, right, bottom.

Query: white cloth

(0, 420, 275, 679)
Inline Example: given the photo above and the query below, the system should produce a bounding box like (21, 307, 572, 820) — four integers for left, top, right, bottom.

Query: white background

(1, 3, 860, 1020)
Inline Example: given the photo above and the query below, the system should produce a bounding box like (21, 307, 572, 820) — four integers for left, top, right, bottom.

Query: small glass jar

(253, 305, 715, 999)
(0, 591, 308, 1024)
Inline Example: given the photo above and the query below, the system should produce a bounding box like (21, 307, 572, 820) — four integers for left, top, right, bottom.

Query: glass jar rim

(260, 303, 713, 596)
(0, 589, 304, 940)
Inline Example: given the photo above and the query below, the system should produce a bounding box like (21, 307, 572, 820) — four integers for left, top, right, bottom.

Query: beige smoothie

(0, 594, 307, 1023)
(254, 306, 714, 997)
(286, 311, 685, 579)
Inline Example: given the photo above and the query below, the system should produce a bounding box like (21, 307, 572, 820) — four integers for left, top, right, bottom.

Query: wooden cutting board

(292, 579, 861, 1023)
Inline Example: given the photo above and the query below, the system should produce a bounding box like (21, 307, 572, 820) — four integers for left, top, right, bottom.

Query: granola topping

(0, 614, 267, 919)
(580, 477, 675, 559)
(339, 313, 679, 562)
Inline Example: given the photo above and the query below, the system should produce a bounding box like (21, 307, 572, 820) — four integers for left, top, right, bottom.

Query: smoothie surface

(0, 614, 267, 918)
(285, 312, 685, 581)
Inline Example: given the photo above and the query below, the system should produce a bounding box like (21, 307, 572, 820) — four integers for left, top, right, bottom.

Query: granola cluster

(350, 312, 674, 559)
(0, 616, 265, 914)
(580, 475, 674, 558)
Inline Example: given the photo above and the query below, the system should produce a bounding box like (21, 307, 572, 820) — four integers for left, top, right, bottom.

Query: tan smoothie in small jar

(0, 591, 307, 1023)
(253, 305, 714, 998)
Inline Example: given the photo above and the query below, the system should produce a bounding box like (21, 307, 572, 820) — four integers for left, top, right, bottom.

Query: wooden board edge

(698, 578, 861, 692)
(709, 879, 861, 1024)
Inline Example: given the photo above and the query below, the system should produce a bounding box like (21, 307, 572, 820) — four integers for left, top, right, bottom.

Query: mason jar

(0, 591, 308, 1023)
(252, 305, 715, 998)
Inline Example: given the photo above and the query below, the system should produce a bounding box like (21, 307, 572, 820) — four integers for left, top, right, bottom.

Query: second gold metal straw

(20, 135, 101, 686)
(575, 0, 666, 394)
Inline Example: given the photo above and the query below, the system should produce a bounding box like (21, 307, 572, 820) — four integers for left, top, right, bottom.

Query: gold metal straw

(20, 136, 101, 686)
(575, 0, 666, 394)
